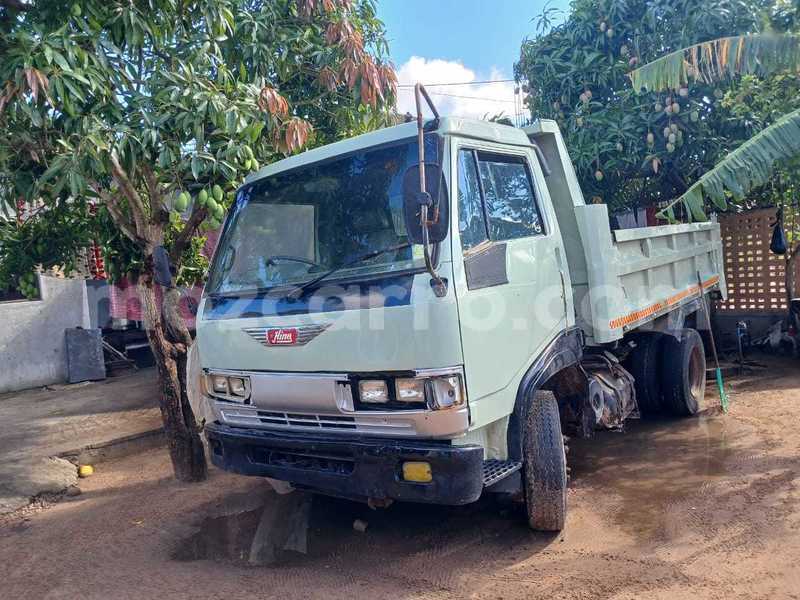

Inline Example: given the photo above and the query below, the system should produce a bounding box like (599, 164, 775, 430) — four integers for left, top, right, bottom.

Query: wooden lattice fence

(716, 208, 799, 314)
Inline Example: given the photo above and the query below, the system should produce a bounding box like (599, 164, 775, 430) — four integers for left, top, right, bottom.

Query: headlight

(212, 375, 228, 394)
(228, 377, 247, 397)
(359, 380, 390, 403)
(205, 372, 251, 403)
(356, 371, 466, 410)
(395, 378, 426, 403)
(426, 374, 465, 410)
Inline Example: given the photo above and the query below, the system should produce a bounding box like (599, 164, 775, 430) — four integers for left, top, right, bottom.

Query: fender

(506, 326, 584, 461)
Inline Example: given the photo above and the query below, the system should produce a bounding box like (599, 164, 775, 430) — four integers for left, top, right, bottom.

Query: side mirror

(152, 246, 174, 287)
(402, 163, 449, 245)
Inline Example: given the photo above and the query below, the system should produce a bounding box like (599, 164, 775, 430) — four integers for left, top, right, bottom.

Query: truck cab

(190, 112, 725, 530)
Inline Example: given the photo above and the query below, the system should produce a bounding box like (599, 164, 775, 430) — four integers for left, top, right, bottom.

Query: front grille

(219, 405, 417, 436)
(220, 406, 357, 431)
(257, 410, 357, 430)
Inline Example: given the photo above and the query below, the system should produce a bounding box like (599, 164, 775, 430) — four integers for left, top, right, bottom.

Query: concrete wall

(85, 279, 112, 330)
(0, 275, 91, 393)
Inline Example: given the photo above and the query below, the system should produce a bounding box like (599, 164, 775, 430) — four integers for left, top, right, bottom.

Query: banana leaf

(657, 107, 800, 220)
(629, 34, 800, 93)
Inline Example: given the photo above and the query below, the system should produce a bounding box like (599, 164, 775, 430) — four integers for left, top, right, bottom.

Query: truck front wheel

(661, 328, 706, 417)
(523, 390, 567, 531)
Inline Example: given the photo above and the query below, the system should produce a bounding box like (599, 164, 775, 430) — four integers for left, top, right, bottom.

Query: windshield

(206, 135, 442, 297)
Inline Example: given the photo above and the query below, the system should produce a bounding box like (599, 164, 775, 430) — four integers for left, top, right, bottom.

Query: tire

(661, 328, 706, 417)
(523, 390, 567, 531)
(626, 333, 665, 415)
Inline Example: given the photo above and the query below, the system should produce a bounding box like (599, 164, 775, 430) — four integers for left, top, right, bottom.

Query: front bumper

(206, 422, 485, 505)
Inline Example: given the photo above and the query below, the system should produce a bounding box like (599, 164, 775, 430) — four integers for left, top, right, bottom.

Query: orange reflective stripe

(609, 275, 719, 330)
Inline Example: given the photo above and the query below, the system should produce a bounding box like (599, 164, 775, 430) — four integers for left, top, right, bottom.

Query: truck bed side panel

(575, 204, 727, 344)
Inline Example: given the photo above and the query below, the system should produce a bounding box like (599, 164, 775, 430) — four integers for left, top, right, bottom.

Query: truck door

(451, 142, 567, 425)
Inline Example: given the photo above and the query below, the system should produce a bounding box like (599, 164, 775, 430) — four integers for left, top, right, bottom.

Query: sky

(376, 0, 570, 120)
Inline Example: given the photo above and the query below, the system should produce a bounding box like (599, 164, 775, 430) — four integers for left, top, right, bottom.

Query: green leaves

(1, 0, 396, 285)
(627, 33, 800, 221)
(657, 108, 800, 221)
(629, 34, 800, 93)
(517, 1, 800, 216)
(190, 155, 202, 181)
(0, 199, 94, 295)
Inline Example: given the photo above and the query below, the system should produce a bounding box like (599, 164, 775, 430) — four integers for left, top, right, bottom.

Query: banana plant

(628, 34, 800, 220)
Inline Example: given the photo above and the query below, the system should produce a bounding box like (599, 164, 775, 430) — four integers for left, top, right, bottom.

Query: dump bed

(525, 120, 727, 344)
(574, 211, 725, 343)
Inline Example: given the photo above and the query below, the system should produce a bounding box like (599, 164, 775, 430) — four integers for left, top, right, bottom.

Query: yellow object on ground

(78, 465, 94, 478)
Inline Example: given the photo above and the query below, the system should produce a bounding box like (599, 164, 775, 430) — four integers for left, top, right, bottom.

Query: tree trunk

(92, 157, 208, 482)
(139, 273, 207, 482)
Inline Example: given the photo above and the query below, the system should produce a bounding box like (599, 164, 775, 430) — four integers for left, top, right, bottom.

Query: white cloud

(395, 56, 526, 122)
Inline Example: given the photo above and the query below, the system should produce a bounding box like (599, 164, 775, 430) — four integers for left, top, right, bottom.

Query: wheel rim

(688, 344, 705, 402)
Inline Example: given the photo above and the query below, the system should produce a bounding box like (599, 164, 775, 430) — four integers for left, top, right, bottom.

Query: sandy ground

(0, 368, 160, 460)
(1, 355, 799, 600)
(0, 369, 161, 513)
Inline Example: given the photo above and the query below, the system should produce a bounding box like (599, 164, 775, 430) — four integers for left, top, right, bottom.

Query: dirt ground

(0, 369, 160, 513)
(2, 354, 799, 600)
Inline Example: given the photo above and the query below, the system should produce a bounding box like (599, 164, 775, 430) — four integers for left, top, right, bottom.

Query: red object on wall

(109, 278, 204, 329)
(87, 204, 107, 280)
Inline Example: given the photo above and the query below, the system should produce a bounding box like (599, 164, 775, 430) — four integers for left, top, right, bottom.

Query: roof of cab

(244, 117, 534, 184)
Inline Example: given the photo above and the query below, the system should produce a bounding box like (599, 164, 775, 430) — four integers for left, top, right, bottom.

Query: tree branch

(108, 152, 151, 243)
(88, 180, 146, 246)
(141, 163, 165, 226)
(170, 205, 208, 265)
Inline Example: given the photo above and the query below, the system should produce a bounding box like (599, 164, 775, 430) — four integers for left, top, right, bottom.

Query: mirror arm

(415, 82, 447, 298)
(415, 83, 440, 120)
(531, 142, 552, 177)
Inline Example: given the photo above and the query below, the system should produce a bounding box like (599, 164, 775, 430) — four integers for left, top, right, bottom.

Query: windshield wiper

(206, 283, 298, 300)
(265, 255, 322, 268)
(208, 244, 412, 300)
(286, 242, 412, 300)
(208, 254, 322, 299)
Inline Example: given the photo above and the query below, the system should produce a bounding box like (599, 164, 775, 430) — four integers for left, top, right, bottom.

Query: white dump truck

(189, 86, 726, 531)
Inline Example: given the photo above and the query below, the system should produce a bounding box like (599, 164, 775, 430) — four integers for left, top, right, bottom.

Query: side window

(476, 152, 544, 241)
(457, 149, 488, 251)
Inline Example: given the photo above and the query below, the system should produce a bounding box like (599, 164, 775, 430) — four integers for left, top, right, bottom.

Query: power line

(423, 91, 518, 104)
(397, 79, 516, 88)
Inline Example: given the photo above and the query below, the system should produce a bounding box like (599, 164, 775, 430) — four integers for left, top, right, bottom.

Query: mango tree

(514, 0, 799, 213)
(629, 33, 800, 296)
(0, 0, 397, 481)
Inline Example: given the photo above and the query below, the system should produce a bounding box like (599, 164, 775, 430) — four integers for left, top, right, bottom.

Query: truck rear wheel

(626, 333, 665, 415)
(523, 390, 567, 531)
(661, 328, 706, 417)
